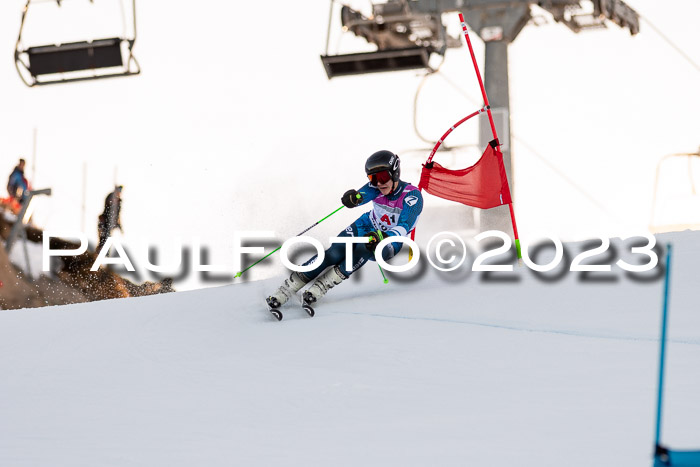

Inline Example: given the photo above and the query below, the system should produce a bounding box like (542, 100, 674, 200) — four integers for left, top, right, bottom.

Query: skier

(266, 150, 423, 314)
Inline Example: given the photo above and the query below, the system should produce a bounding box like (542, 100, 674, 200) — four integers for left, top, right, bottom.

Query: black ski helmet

(365, 150, 400, 183)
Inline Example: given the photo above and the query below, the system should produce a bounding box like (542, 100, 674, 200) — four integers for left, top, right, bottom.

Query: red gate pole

(458, 13, 521, 258)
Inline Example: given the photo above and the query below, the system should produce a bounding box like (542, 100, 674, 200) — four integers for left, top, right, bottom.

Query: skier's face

(377, 178, 394, 195)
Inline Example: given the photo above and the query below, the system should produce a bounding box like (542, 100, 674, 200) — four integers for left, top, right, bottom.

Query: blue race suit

(301, 180, 423, 280)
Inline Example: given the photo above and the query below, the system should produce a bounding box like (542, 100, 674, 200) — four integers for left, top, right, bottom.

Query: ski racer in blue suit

(267, 150, 423, 310)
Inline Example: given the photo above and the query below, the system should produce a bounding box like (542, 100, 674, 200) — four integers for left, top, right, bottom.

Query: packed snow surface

(1, 232, 699, 467)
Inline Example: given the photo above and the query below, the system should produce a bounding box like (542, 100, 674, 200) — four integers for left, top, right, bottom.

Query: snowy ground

(1, 232, 699, 467)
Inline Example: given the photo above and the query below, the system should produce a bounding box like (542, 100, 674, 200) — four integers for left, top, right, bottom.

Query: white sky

(1, 0, 699, 290)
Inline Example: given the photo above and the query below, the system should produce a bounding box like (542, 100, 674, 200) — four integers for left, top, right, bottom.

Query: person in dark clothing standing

(97, 185, 123, 254)
(5, 158, 31, 215)
(7, 158, 29, 202)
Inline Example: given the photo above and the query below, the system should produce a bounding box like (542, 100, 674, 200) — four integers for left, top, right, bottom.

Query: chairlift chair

(649, 150, 700, 234)
(14, 0, 140, 87)
(320, 0, 460, 79)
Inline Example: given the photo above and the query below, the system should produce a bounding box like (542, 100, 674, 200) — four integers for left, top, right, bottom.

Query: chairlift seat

(321, 47, 431, 79)
(26, 37, 123, 76)
(14, 0, 140, 86)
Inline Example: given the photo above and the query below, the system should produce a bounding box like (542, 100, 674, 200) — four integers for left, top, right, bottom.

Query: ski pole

(234, 194, 362, 278)
(372, 230, 389, 284)
(377, 263, 389, 284)
(654, 244, 672, 447)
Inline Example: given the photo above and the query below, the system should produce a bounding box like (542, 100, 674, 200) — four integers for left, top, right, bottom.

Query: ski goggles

(368, 170, 392, 185)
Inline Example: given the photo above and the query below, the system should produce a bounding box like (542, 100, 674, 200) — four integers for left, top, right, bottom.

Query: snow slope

(1, 232, 700, 467)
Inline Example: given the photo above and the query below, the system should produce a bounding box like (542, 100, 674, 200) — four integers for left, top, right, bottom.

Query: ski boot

(301, 266, 347, 316)
(266, 272, 308, 321)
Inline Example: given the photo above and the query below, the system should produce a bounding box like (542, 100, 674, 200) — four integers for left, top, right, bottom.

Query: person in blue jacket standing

(7, 158, 29, 203)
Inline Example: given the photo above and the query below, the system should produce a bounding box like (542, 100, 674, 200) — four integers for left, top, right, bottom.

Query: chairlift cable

(412, 54, 484, 148)
(637, 11, 700, 73)
(325, 0, 335, 57)
(118, 0, 127, 41)
(513, 131, 620, 222)
(412, 55, 445, 145)
(412, 54, 485, 151)
(14, 1, 32, 87)
(435, 72, 481, 106)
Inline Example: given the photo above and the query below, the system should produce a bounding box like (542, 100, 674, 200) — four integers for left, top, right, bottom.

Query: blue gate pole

(655, 244, 672, 446)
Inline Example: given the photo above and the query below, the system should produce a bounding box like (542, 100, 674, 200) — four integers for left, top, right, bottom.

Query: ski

(267, 306, 283, 321)
(265, 296, 284, 321)
(301, 291, 316, 317)
(301, 301, 315, 317)
(265, 295, 314, 321)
